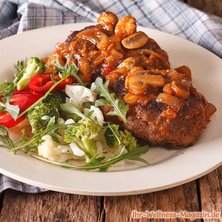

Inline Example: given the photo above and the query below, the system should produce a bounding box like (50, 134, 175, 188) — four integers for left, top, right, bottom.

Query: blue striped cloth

(0, 0, 222, 193)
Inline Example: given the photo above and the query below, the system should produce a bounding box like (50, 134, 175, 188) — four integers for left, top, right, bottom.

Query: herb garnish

(95, 77, 128, 122)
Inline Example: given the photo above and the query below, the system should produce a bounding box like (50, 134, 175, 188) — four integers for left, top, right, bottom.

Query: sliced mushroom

(171, 81, 190, 99)
(141, 49, 170, 69)
(156, 93, 184, 111)
(175, 65, 192, 80)
(163, 83, 174, 95)
(124, 92, 142, 105)
(165, 69, 186, 82)
(125, 69, 166, 95)
(121, 32, 149, 49)
(77, 28, 109, 50)
(117, 57, 136, 70)
(136, 70, 166, 87)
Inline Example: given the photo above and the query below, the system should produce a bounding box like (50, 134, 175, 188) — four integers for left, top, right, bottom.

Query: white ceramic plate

(0, 24, 221, 196)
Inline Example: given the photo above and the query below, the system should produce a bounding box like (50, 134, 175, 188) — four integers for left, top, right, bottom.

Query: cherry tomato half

(0, 111, 25, 128)
(9, 93, 43, 112)
(0, 92, 43, 128)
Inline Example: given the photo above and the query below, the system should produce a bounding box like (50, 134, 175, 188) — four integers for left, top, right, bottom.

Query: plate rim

(0, 23, 221, 196)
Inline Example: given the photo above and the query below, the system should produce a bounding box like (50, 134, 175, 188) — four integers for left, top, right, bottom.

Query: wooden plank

(187, 0, 222, 16)
(103, 181, 201, 222)
(198, 165, 222, 222)
(0, 190, 102, 222)
(0, 192, 4, 212)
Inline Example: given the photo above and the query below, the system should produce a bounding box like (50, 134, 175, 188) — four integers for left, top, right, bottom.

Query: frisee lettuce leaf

(0, 125, 14, 148)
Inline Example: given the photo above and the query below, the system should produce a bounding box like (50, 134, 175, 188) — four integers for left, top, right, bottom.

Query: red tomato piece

(0, 92, 43, 128)
(0, 111, 25, 128)
(9, 93, 43, 112)
(13, 86, 32, 94)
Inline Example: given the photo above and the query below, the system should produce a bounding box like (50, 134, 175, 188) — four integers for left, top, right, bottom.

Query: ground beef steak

(125, 89, 216, 147)
(47, 11, 216, 148)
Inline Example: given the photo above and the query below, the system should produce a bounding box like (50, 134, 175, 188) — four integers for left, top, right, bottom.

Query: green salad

(0, 57, 148, 171)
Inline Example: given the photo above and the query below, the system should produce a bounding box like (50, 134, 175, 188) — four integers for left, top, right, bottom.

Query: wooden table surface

(0, 1, 222, 221)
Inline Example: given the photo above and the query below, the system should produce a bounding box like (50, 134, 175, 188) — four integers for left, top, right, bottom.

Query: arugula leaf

(16, 60, 25, 72)
(0, 60, 26, 99)
(52, 55, 83, 85)
(14, 60, 26, 82)
(95, 77, 128, 122)
(0, 125, 14, 148)
(0, 82, 14, 97)
(31, 145, 149, 171)
(60, 103, 90, 120)
(10, 123, 67, 153)
(95, 98, 109, 107)
(104, 124, 121, 148)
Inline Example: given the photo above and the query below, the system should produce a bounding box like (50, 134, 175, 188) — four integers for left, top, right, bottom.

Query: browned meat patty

(124, 89, 216, 147)
(47, 11, 216, 148)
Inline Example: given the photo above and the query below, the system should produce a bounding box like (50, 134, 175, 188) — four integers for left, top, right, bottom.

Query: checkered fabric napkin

(0, 0, 222, 193)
